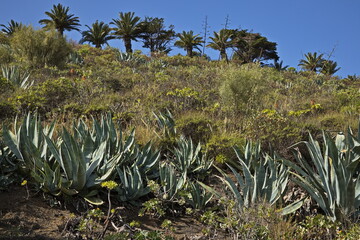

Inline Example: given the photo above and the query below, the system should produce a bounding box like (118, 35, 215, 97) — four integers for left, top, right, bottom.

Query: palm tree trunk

(187, 47, 193, 57)
(124, 38, 133, 53)
(220, 49, 227, 61)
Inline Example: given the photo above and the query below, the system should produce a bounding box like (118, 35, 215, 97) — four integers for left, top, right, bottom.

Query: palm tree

(79, 21, 114, 49)
(0, 20, 24, 35)
(174, 31, 204, 57)
(320, 60, 340, 76)
(298, 52, 324, 72)
(207, 29, 233, 60)
(39, 4, 81, 36)
(273, 60, 289, 71)
(111, 12, 142, 53)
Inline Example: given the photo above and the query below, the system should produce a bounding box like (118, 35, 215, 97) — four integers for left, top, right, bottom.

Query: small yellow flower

(101, 181, 118, 190)
(21, 180, 28, 186)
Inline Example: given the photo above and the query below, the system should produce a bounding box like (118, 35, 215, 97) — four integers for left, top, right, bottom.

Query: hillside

(1, 41, 360, 239)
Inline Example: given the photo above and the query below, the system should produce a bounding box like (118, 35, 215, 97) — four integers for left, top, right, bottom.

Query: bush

(176, 113, 214, 143)
(0, 44, 13, 65)
(14, 77, 78, 114)
(219, 64, 276, 115)
(10, 26, 72, 68)
(206, 134, 245, 163)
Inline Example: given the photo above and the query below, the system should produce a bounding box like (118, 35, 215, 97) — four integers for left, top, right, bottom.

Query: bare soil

(0, 186, 211, 239)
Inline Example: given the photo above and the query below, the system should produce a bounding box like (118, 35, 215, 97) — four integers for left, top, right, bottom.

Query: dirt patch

(0, 186, 217, 239)
(0, 186, 71, 239)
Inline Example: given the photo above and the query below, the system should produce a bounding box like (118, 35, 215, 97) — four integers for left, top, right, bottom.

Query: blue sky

(1, 0, 359, 77)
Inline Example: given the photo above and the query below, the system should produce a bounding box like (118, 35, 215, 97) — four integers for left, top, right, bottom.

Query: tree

(231, 29, 279, 63)
(320, 60, 340, 76)
(272, 60, 289, 71)
(298, 52, 324, 72)
(138, 17, 175, 53)
(111, 12, 142, 53)
(174, 30, 204, 57)
(79, 21, 114, 49)
(207, 29, 233, 60)
(10, 26, 72, 68)
(0, 20, 24, 36)
(39, 4, 81, 36)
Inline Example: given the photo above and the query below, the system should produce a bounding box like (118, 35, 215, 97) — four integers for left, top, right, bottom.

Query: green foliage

(219, 65, 273, 114)
(138, 17, 175, 53)
(174, 31, 204, 57)
(139, 198, 166, 218)
(187, 181, 213, 210)
(176, 113, 214, 143)
(111, 12, 142, 53)
(299, 52, 324, 72)
(207, 29, 233, 60)
(200, 201, 297, 239)
(39, 3, 81, 36)
(116, 166, 150, 202)
(0, 20, 24, 36)
(0, 141, 18, 190)
(76, 208, 104, 238)
(206, 134, 245, 162)
(80, 21, 115, 49)
(284, 129, 360, 222)
(1, 65, 34, 89)
(166, 87, 204, 110)
(231, 29, 279, 63)
(247, 109, 303, 149)
(0, 43, 13, 64)
(14, 77, 77, 113)
(296, 214, 341, 240)
(1, 113, 151, 204)
(10, 26, 72, 68)
(171, 137, 213, 179)
(215, 142, 299, 214)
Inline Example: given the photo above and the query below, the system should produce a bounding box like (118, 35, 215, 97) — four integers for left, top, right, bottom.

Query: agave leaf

(2, 125, 23, 160)
(280, 199, 305, 216)
(84, 196, 104, 205)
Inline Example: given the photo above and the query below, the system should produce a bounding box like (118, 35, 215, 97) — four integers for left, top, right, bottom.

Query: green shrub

(0, 77, 14, 93)
(176, 113, 214, 143)
(0, 43, 13, 65)
(246, 109, 302, 151)
(10, 26, 72, 68)
(0, 99, 16, 120)
(14, 77, 78, 114)
(296, 215, 341, 240)
(219, 64, 277, 115)
(206, 134, 245, 162)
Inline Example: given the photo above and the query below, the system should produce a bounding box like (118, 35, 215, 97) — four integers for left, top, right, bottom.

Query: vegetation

(174, 30, 204, 57)
(111, 12, 142, 53)
(0, 20, 24, 36)
(39, 3, 81, 36)
(80, 21, 114, 49)
(1, 4, 359, 239)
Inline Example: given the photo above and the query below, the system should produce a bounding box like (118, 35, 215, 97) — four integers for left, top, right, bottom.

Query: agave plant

(2, 113, 143, 204)
(1, 65, 33, 89)
(215, 142, 302, 215)
(153, 109, 177, 139)
(171, 136, 213, 179)
(159, 162, 185, 200)
(0, 141, 18, 190)
(116, 166, 150, 202)
(284, 129, 360, 221)
(116, 50, 145, 64)
(2, 113, 55, 168)
(187, 181, 213, 210)
(131, 141, 160, 178)
(66, 52, 84, 65)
